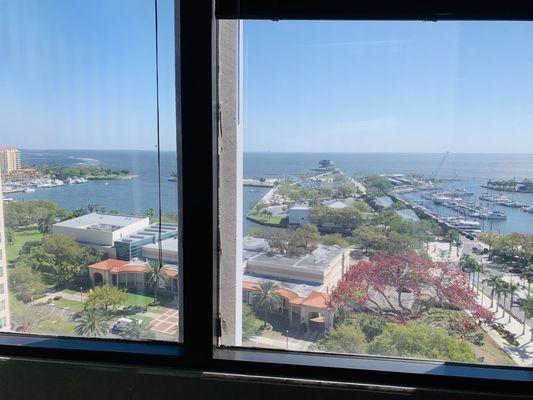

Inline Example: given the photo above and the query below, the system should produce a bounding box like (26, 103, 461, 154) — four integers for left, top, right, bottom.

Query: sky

(0, 0, 176, 151)
(1, 3, 532, 153)
(244, 20, 533, 153)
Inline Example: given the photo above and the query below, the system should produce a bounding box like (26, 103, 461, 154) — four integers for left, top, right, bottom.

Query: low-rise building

(53, 213, 150, 257)
(242, 238, 349, 332)
(141, 236, 179, 264)
(114, 222, 178, 261)
(288, 204, 311, 225)
(88, 259, 179, 294)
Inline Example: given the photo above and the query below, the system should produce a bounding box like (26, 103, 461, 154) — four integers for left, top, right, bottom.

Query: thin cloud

(304, 39, 409, 48)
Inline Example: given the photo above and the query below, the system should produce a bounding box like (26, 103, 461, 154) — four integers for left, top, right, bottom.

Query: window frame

(0, 0, 530, 394)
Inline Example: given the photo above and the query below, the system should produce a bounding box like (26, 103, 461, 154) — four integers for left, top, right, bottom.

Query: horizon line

(16, 148, 533, 155)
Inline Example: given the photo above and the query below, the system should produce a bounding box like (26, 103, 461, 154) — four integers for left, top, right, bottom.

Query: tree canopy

(328, 252, 494, 323)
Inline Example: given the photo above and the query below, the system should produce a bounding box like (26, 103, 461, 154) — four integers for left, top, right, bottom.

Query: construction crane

(429, 151, 450, 184)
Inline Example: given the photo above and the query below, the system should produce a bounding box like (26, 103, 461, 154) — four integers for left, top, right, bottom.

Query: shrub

(368, 322, 476, 363)
(242, 304, 262, 339)
(319, 323, 367, 354)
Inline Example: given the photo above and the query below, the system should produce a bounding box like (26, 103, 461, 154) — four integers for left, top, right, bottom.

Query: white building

(0, 174, 11, 330)
(288, 204, 311, 225)
(53, 213, 150, 257)
(141, 236, 179, 264)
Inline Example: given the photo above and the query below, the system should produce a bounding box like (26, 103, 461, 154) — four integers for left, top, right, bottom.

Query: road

(461, 237, 531, 330)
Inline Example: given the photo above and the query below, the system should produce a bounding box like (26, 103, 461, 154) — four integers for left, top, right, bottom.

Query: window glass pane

(219, 20, 533, 368)
(1, 0, 181, 342)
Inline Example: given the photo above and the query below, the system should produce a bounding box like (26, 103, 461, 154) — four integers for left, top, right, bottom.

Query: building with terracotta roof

(88, 259, 179, 294)
(242, 238, 349, 332)
(0, 147, 21, 175)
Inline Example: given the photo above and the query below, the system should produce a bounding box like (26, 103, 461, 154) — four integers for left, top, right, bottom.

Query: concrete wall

(52, 225, 115, 246)
(288, 208, 311, 225)
(0, 175, 10, 330)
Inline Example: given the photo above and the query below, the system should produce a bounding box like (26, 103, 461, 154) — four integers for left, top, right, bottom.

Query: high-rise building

(0, 174, 10, 330)
(0, 147, 22, 175)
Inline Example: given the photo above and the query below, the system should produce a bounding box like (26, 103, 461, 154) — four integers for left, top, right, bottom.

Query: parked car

(111, 318, 133, 334)
(513, 298, 524, 307)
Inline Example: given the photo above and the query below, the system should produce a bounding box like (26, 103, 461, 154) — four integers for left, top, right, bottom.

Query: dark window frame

(0, 0, 530, 395)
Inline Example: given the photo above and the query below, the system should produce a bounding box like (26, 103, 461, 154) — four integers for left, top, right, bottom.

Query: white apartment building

(0, 174, 11, 330)
(0, 147, 21, 175)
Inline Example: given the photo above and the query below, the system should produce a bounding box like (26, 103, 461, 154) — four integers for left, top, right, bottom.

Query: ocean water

(10, 150, 533, 234)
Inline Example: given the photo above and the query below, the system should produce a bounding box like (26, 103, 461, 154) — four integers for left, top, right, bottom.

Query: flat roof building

(242, 239, 350, 332)
(0, 147, 21, 175)
(53, 213, 150, 257)
(141, 235, 179, 264)
(114, 222, 178, 261)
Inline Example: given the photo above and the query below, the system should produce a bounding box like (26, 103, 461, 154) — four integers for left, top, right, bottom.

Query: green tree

(145, 208, 155, 218)
(242, 304, 263, 339)
(75, 308, 110, 337)
(123, 320, 155, 340)
(253, 281, 281, 329)
(146, 260, 167, 301)
(354, 314, 387, 342)
(369, 323, 476, 363)
(483, 275, 502, 309)
(6, 228, 15, 247)
(37, 213, 55, 234)
(319, 322, 367, 354)
(87, 203, 104, 213)
(460, 255, 478, 289)
(71, 208, 88, 218)
(9, 267, 46, 302)
(85, 284, 127, 312)
(519, 297, 533, 339)
(507, 282, 520, 323)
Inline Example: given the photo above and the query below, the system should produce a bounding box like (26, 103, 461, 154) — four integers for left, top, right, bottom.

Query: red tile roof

(89, 259, 129, 271)
(89, 259, 178, 277)
(243, 280, 330, 310)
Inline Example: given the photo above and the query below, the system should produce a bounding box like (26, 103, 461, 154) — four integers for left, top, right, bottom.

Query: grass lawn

(124, 292, 154, 307)
(247, 211, 284, 226)
(5, 229, 43, 262)
(472, 331, 516, 366)
(53, 298, 85, 313)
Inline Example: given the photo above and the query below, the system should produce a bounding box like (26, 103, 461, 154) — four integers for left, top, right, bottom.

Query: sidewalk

(476, 289, 532, 367)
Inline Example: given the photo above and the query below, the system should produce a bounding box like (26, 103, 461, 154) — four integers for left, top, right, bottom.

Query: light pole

(286, 329, 289, 350)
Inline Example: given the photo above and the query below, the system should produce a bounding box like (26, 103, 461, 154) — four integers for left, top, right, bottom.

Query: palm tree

(253, 281, 281, 329)
(483, 275, 500, 309)
(37, 213, 54, 234)
(123, 320, 155, 340)
(146, 260, 167, 301)
(490, 276, 506, 315)
(474, 262, 485, 296)
(447, 230, 459, 256)
(519, 297, 533, 339)
(507, 282, 520, 323)
(75, 308, 109, 337)
(71, 208, 88, 218)
(499, 281, 511, 319)
(460, 255, 477, 289)
(520, 266, 533, 300)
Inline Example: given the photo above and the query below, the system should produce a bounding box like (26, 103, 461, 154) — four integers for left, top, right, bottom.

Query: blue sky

(244, 21, 533, 153)
(1, 3, 532, 153)
(0, 0, 176, 151)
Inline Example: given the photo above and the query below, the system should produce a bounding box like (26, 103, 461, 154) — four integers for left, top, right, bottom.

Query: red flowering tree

(328, 252, 494, 323)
